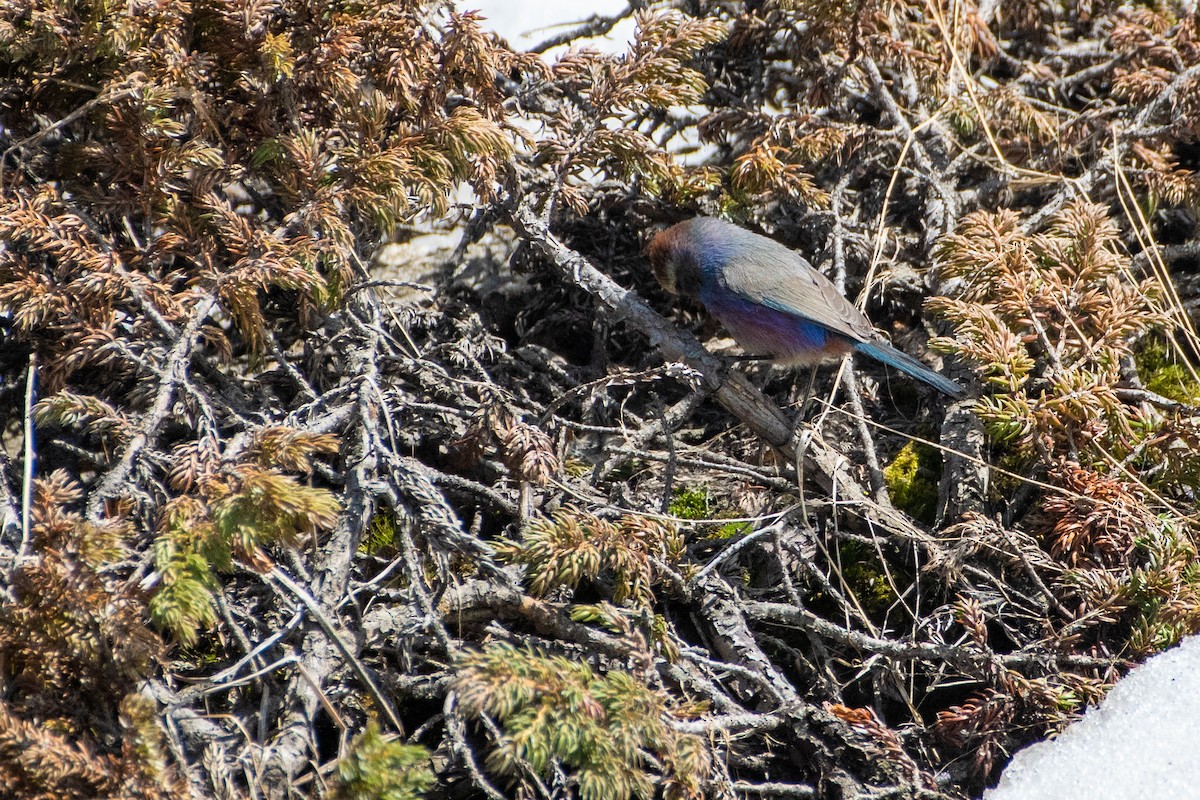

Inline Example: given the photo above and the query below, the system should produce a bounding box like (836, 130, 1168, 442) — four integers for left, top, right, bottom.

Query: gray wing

(717, 234, 878, 344)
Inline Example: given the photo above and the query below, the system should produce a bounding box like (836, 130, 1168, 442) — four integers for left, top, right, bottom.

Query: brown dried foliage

(0, 473, 177, 798)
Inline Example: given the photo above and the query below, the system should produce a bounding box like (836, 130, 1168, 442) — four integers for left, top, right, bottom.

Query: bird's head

(647, 221, 706, 298)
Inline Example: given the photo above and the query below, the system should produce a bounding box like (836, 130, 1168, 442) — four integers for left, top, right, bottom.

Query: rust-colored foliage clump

(0, 472, 175, 798)
(1044, 463, 1150, 568)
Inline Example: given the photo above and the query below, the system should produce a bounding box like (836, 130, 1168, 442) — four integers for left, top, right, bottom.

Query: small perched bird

(647, 217, 964, 398)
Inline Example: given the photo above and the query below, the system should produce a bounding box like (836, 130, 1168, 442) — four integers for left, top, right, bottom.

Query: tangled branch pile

(1, 0, 1199, 798)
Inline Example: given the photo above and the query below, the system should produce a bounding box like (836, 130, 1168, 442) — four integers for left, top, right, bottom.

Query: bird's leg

(794, 426, 812, 518)
(727, 353, 776, 398)
(796, 366, 819, 420)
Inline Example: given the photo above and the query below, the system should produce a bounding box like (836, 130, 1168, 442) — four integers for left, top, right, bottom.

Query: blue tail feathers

(854, 340, 965, 399)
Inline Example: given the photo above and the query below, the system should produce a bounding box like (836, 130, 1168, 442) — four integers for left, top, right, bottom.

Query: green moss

(713, 520, 752, 538)
(668, 487, 711, 520)
(1137, 335, 1200, 404)
(361, 514, 398, 556)
(667, 487, 752, 538)
(837, 541, 897, 615)
(882, 441, 942, 524)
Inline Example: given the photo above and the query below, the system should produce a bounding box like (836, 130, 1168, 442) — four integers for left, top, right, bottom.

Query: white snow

(464, 0, 636, 54)
(987, 635, 1200, 799)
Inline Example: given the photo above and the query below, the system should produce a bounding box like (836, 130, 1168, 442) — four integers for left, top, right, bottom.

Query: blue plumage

(853, 341, 966, 398)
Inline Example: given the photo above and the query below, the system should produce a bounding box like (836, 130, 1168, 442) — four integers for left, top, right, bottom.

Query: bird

(647, 217, 965, 399)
